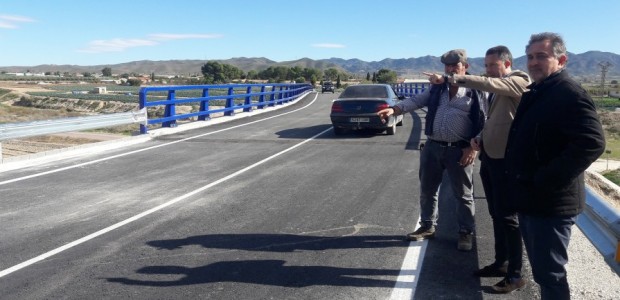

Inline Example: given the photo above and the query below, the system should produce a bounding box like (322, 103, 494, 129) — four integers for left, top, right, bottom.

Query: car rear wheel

(333, 127, 345, 135)
(386, 122, 396, 135)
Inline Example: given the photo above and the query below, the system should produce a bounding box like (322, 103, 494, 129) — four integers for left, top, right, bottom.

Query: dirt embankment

(586, 171, 620, 211)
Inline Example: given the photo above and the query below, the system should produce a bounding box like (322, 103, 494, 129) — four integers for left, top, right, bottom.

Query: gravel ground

(565, 160, 620, 299)
(567, 226, 620, 300)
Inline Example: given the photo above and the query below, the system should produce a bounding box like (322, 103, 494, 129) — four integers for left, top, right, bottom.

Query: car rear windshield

(340, 86, 388, 98)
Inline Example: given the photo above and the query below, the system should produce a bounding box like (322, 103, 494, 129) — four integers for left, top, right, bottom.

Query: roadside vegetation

(602, 168, 620, 186)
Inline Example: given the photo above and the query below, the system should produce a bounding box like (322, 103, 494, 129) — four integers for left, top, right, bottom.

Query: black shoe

(473, 264, 508, 277)
(492, 276, 526, 293)
(457, 231, 473, 251)
(406, 225, 436, 241)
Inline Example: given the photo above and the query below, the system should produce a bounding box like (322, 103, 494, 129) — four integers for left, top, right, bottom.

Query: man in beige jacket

(426, 45, 530, 293)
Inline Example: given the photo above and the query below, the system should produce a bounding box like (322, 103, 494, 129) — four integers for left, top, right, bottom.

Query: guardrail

(138, 83, 312, 134)
(0, 109, 147, 141)
(392, 82, 429, 97)
(0, 109, 147, 161)
(578, 175, 620, 275)
(0, 83, 311, 161)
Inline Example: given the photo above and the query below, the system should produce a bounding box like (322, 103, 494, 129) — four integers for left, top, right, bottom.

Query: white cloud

(78, 33, 223, 53)
(312, 43, 346, 48)
(78, 38, 159, 53)
(0, 15, 35, 29)
(148, 33, 223, 41)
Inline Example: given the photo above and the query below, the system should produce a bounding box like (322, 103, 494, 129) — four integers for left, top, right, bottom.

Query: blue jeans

(519, 213, 576, 300)
(419, 140, 475, 233)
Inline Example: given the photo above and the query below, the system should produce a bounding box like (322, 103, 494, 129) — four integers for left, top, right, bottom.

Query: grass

(0, 88, 11, 98)
(604, 134, 620, 160)
(0, 102, 84, 123)
(593, 96, 620, 110)
(602, 168, 620, 186)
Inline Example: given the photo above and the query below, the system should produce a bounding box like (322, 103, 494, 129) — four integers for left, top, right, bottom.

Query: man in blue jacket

(504, 32, 605, 299)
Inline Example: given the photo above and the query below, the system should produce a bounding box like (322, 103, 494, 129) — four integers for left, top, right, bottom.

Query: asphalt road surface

(1, 91, 618, 299)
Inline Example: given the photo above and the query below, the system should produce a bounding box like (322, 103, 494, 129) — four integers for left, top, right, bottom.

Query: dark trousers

(479, 152, 522, 277)
(519, 214, 576, 300)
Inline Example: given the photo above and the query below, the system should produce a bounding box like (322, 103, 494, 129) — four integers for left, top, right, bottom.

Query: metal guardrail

(0, 108, 147, 161)
(392, 82, 429, 97)
(0, 108, 147, 142)
(138, 83, 312, 134)
(578, 183, 620, 275)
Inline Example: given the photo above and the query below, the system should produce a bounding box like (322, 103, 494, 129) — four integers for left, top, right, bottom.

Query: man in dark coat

(504, 32, 606, 299)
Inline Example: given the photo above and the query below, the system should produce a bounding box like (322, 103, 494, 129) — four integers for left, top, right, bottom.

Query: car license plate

(350, 117, 369, 122)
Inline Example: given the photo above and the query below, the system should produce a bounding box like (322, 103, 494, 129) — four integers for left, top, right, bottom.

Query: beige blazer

(451, 70, 530, 158)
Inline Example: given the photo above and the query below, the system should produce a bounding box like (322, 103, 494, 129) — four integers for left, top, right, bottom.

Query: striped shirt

(395, 86, 487, 142)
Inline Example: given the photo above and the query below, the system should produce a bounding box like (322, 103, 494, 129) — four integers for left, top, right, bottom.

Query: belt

(428, 139, 470, 148)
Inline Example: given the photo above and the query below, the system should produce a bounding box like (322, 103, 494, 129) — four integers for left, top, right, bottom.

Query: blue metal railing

(392, 82, 429, 97)
(139, 83, 312, 134)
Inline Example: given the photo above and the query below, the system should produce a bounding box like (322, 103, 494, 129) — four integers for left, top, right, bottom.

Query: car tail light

(331, 102, 344, 113)
(376, 103, 390, 112)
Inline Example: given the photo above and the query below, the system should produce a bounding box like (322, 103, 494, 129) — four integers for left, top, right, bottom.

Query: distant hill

(2, 51, 619, 78)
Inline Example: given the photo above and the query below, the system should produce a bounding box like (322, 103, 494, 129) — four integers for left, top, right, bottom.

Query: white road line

(390, 218, 427, 300)
(0, 125, 333, 278)
(0, 93, 319, 186)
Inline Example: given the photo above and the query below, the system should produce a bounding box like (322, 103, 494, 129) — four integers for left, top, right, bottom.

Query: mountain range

(1, 51, 619, 79)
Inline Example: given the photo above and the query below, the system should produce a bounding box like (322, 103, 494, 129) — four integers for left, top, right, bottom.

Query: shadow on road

(107, 234, 410, 288)
(146, 233, 408, 252)
(107, 259, 404, 287)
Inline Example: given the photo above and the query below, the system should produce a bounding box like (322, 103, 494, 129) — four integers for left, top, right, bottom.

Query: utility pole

(598, 61, 612, 96)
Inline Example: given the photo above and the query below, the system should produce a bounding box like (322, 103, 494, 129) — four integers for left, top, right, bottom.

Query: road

(0, 91, 618, 299)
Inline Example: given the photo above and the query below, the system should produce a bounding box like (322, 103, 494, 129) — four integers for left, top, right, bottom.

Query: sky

(1, 0, 619, 67)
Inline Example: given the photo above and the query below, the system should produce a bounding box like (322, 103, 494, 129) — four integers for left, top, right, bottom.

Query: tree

(303, 68, 322, 86)
(222, 64, 244, 81)
(294, 76, 306, 83)
(289, 66, 303, 80)
(372, 72, 377, 83)
(247, 70, 258, 80)
(201, 61, 226, 83)
(336, 75, 341, 88)
(127, 78, 142, 86)
(200, 62, 244, 83)
(151, 72, 155, 82)
(324, 68, 339, 81)
(366, 72, 371, 81)
(309, 74, 318, 86)
(376, 69, 397, 84)
(102, 67, 112, 77)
